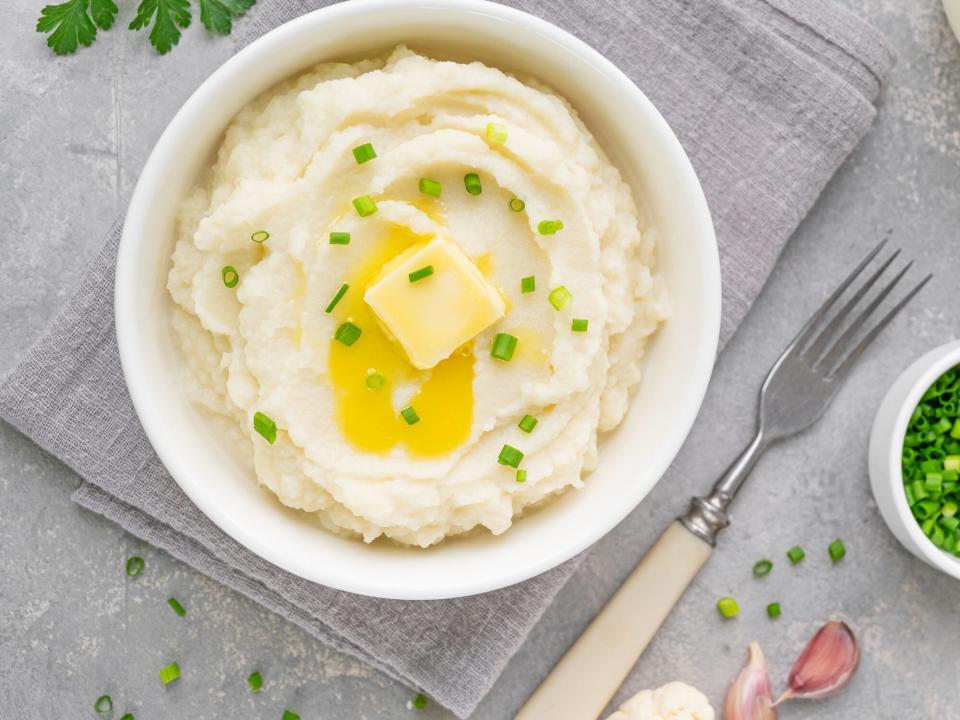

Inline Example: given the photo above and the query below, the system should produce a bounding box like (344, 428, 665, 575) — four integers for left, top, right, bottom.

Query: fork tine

(802, 250, 901, 361)
(783, 239, 888, 357)
(828, 273, 933, 380)
(816, 260, 913, 371)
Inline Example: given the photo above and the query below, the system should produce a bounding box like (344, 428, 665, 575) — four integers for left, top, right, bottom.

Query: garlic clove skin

(724, 641, 777, 720)
(776, 619, 860, 704)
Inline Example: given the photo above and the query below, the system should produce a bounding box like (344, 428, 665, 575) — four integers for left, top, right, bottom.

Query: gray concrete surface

(2, 1, 959, 718)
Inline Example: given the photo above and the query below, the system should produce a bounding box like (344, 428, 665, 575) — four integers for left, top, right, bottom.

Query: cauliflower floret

(606, 681, 714, 720)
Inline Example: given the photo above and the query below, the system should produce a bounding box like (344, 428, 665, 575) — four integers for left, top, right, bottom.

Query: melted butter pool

(327, 225, 475, 458)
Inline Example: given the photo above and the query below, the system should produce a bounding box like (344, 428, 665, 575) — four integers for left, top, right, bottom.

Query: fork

(516, 240, 931, 720)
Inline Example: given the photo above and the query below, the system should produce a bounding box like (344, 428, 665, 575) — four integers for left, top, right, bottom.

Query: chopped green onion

(251, 230, 270, 243)
(464, 172, 482, 195)
(716, 596, 739, 619)
(126, 556, 145, 578)
(419, 178, 442, 197)
(752, 559, 773, 577)
(828, 538, 846, 562)
(548, 286, 573, 310)
(486, 122, 508, 144)
(945, 455, 960, 472)
(167, 597, 186, 617)
(335, 321, 362, 347)
(408, 265, 434, 283)
(571, 318, 589, 333)
(491, 333, 518, 361)
(943, 501, 958, 517)
(159, 661, 180, 686)
(498, 444, 524, 468)
(401, 406, 420, 425)
(520, 275, 536, 293)
(518, 415, 538, 433)
(509, 197, 526, 212)
(516, 469, 527, 483)
(767, 602, 782, 619)
(366, 373, 385, 390)
(952, 419, 960, 439)
(282, 712, 301, 720)
(787, 545, 805, 564)
(120, 714, 135, 720)
(222, 266, 239, 288)
(537, 220, 564, 235)
(352, 142, 377, 164)
(352, 195, 378, 217)
(325, 283, 349, 313)
(253, 411, 277, 444)
(94, 695, 113, 714)
(412, 693, 429, 710)
(247, 671, 263, 692)
(329, 231, 351, 245)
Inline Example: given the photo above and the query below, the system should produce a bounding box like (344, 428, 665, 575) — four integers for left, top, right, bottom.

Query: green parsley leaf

(198, 0, 255, 35)
(89, 0, 120, 30)
(129, 0, 193, 55)
(37, 0, 97, 55)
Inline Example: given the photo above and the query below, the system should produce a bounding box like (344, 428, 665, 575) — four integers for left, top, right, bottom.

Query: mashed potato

(168, 46, 666, 546)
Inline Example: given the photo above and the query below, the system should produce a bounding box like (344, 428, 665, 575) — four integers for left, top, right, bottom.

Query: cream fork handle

(515, 522, 713, 720)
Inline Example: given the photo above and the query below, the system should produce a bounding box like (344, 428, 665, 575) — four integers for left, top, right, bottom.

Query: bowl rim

(114, 0, 721, 598)
(884, 341, 960, 577)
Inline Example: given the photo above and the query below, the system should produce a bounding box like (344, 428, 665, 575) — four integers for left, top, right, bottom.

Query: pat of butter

(364, 236, 506, 369)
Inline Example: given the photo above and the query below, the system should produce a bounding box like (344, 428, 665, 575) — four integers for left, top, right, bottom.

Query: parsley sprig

(37, 0, 255, 56)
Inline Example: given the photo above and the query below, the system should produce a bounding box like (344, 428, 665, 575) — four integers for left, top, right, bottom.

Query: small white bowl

(945, 0, 960, 44)
(115, 0, 720, 599)
(869, 341, 960, 580)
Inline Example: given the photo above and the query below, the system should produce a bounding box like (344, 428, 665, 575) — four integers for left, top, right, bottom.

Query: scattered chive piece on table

(498, 444, 524, 468)
(222, 266, 239, 288)
(167, 597, 186, 617)
(509, 198, 526, 212)
(752, 559, 773, 577)
(902, 364, 960, 557)
(282, 712, 301, 720)
(571, 318, 589, 333)
(401, 406, 420, 425)
(120, 714, 135, 720)
(325, 283, 349, 313)
(516, 469, 527, 483)
(408, 265, 434, 283)
(767, 602, 782, 619)
(412, 693, 429, 710)
(352, 195, 378, 217)
(251, 230, 270, 243)
(335, 321, 362, 347)
(787, 545, 806, 564)
(520, 275, 536, 293)
(828, 538, 846, 562)
(247, 671, 263, 693)
(352, 142, 377, 164)
(125, 556, 145, 578)
(253, 412, 277, 444)
(329, 231, 350, 245)
(518, 415, 538, 433)
(366, 373, 385, 390)
(159, 661, 180, 686)
(464, 172, 482, 195)
(486, 122, 508, 144)
(491, 333, 518, 361)
(94, 695, 113, 714)
(716, 596, 739, 619)
(419, 178, 442, 197)
(537, 219, 564, 235)
(548, 286, 573, 310)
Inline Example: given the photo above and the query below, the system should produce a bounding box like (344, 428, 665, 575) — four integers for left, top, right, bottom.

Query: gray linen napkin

(0, 0, 893, 716)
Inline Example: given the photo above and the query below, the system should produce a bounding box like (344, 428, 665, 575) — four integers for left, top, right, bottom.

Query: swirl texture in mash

(168, 46, 667, 547)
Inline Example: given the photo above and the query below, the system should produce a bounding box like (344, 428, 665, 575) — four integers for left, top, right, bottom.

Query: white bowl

(869, 341, 960, 580)
(115, 0, 720, 599)
(946, 0, 960, 44)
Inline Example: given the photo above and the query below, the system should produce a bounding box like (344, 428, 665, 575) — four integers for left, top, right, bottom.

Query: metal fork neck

(679, 429, 770, 546)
